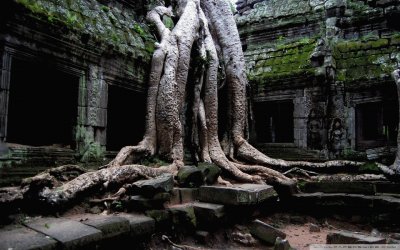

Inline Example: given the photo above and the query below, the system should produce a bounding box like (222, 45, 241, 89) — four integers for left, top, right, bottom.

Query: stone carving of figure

(329, 118, 344, 159)
(307, 109, 323, 149)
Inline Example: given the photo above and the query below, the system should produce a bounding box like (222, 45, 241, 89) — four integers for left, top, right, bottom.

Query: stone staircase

(284, 180, 400, 226)
(0, 183, 278, 250)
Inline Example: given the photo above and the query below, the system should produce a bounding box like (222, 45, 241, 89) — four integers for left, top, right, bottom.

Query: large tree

(1, 0, 398, 209)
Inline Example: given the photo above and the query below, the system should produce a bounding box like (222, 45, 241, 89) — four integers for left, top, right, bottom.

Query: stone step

(0, 225, 58, 250)
(0, 213, 156, 249)
(24, 217, 103, 249)
(300, 181, 400, 195)
(192, 202, 225, 229)
(290, 193, 400, 213)
(198, 184, 277, 205)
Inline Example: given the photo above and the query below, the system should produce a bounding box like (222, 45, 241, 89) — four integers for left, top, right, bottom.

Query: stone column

(76, 64, 108, 161)
(0, 48, 11, 142)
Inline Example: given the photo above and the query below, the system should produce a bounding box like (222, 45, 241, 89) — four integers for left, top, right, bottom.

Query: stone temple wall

(0, 0, 156, 185)
(237, 0, 400, 162)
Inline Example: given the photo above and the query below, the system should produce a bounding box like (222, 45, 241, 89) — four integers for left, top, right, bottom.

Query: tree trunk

(2, 0, 398, 209)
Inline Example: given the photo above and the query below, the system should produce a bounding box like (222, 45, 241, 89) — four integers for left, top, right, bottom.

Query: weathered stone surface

(199, 184, 277, 205)
(179, 188, 199, 203)
(118, 213, 155, 238)
(193, 202, 224, 228)
(250, 219, 286, 245)
(24, 217, 102, 249)
(327, 231, 386, 244)
(176, 166, 204, 188)
(302, 181, 375, 195)
(168, 204, 197, 231)
(197, 163, 221, 184)
(73, 215, 130, 239)
(274, 236, 291, 250)
(145, 209, 171, 228)
(0, 226, 58, 250)
(195, 230, 210, 244)
(126, 194, 168, 210)
(132, 173, 174, 197)
(291, 193, 375, 209)
(309, 223, 321, 232)
(169, 188, 199, 204)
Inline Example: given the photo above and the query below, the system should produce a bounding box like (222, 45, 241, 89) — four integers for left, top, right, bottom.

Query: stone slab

(327, 231, 386, 244)
(24, 217, 102, 249)
(118, 213, 155, 238)
(302, 181, 375, 195)
(250, 219, 286, 245)
(198, 184, 277, 205)
(132, 173, 174, 197)
(0, 226, 58, 250)
(72, 214, 130, 239)
(193, 202, 224, 228)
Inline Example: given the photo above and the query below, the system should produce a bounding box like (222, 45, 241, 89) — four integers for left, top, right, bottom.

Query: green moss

(249, 39, 315, 85)
(75, 125, 105, 162)
(333, 35, 398, 84)
(358, 162, 381, 174)
(15, 0, 155, 60)
(101, 6, 109, 12)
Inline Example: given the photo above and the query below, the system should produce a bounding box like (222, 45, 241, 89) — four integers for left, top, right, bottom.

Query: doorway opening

(254, 101, 294, 143)
(106, 85, 146, 151)
(6, 58, 79, 148)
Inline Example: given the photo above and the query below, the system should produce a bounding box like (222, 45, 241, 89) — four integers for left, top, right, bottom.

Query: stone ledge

(24, 217, 103, 249)
(0, 225, 58, 250)
(198, 184, 277, 205)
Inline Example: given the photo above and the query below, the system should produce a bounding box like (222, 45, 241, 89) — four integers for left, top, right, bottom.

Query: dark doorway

(7, 58, 78, 148)
(106, 85, 146, 151)
(356, 101, 398, 150)
(254, 101, 294, 143)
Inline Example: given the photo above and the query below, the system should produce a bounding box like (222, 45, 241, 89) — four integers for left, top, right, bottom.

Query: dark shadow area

(356, 100, 398, 150)
(7, 58, 78, 148)
(106, 85, 145, 151)
(254, 101, 294, 143)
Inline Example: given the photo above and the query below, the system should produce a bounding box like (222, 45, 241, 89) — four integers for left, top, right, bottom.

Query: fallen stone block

(327, 231, 386, 244)
(132, 173, 174, 197)
(0, 225, 58, 250)
(197, 163, 221, 184)
(168, 204, 197, 232)
(195, 230, 210, 244)
(176, 166, 204, 188)
(274, 236, 291, 250)
(24, 217, 102, 249)
(199, 184, 277, 205)
(193, 202, 224, 228)
(250, 219, 286, 245)
(309, 223, 321, 232)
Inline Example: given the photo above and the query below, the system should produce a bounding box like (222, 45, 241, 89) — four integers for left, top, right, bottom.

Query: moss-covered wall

(0, 0, 157, 184)
(238, 0, 400, 161)
(246, 38, 317, 94)
(334, 35, 400, 88)
(14, 0, 155, 60)
(238, 0, 400, 93)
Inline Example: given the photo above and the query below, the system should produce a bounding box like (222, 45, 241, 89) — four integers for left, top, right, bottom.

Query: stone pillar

(293, 89, 309, 149)
(76, 64, 108, 161)
(0, 48, 11, 142)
